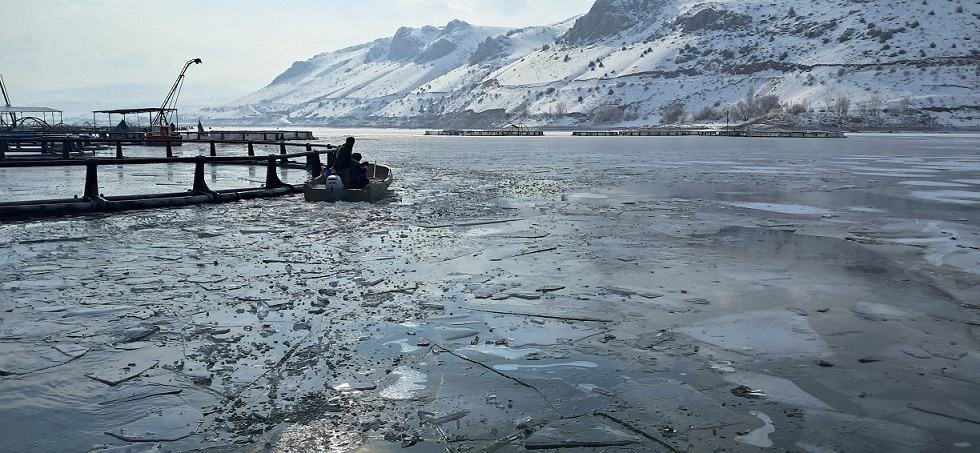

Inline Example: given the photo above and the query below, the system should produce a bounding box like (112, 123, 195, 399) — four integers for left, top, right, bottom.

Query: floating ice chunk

(86, 360, 159, 386)
(460, 344, 541, 360)
(676, 309, 829, 359)
(493, 361, 598, 371)
(735, 411, 775, 448)
(525, 418, 639, 448)
(379, 366, 426, 400)
(710, 361, 736, 374)
(726, 370, 834, 410)
(853, 300, 915, 321)
(565, 192, 609, 200)
(899, 180, 971, 187)
(723, 202, 835, 216)
(0, 343, 88, 375)
(105, 405, 202, 442)
(910, 190, 980, 205)
(419, 409, 469, 425)
(332, 375, 378, 392)
(383, 338, 423, 353)
(434, 326, 480, 340)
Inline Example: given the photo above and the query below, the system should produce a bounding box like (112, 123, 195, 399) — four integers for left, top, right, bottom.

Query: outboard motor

(325, 174, 344, 192)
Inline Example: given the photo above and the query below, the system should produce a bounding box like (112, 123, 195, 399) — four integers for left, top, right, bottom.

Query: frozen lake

(1, 130, 979, 452)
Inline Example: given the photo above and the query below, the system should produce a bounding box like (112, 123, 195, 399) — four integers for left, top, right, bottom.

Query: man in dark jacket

(331, 137, 355, 187)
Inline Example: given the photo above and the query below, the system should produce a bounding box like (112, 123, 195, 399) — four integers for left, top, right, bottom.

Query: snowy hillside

(199, 0, 980, 129)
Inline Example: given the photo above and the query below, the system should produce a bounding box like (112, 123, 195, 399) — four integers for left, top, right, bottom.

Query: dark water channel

(1, 131, 979, 452)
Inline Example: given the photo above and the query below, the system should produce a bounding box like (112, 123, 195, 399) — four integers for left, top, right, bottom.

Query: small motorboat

(303, 163, 393, 202)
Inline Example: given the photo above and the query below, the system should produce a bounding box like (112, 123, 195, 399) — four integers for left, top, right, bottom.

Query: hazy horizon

(2, 0, 594, 98)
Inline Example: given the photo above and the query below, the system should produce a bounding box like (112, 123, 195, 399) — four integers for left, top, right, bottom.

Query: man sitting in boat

(348, 153, 370, 189)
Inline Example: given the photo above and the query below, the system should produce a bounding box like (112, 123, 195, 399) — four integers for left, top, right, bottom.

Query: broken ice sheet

(98, 383, 183, 405)
(675, 309, 829, 359)
(378, 366, 426, 400)
(853, 300, 916, 321)
(725, 370, 834, 410)
(525, 417, 639, 448)
(105, 405, 202, 442)
(459, 344, 541, 360)
(907, 400, 980, 425)
(0, 343, 88, 375)
(86, 360, 159, 386)
(0, 318, 85, 340)
(479, 312, 602, 347)
(433, 326, 480, 341)
(331, 374, 378, 392)
(609, 377, 754, 432)
(0, 277, 76, 292)
(416, 373, 556, 440)
(735, 411, 775, 448)
(116, 323, 160, 344)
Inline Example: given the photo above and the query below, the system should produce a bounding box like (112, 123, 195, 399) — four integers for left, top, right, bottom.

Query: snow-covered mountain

(200, 0, 980, 129)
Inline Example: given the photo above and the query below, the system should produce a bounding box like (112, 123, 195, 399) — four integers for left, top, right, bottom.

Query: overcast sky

(2, 0, 595, 96)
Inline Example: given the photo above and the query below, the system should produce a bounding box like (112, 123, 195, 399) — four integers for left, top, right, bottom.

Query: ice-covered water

(1, 130, 979, 452)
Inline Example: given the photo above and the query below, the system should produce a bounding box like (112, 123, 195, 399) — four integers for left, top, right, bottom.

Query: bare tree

(896, 97, 910, 115)
(553, 101, 566, 118)
(835, 97, 851, 116)
(867, 96, 882, 117)
(734, 101, 752, 120)
(592, 104, 623, 124)
(756, 95, 781, 114)
(661, 103, 686, 124)
(855, 101, 869, 117)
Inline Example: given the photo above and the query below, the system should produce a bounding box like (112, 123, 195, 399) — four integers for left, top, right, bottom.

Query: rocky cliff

(199, 0, 980, 129)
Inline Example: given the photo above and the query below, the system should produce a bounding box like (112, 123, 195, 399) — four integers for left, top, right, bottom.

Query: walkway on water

(572, 129, 845, 137)
(424, 129, 544, 136)
(0, 137, 336, 220)
(424, 128, 844, 138)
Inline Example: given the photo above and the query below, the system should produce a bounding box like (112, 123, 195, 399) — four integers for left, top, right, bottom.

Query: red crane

(152, 58, 202, 128)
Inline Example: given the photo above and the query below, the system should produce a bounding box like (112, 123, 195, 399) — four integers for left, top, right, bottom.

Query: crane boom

(0, 74, 16, 126)
(153, 58, 202, 126)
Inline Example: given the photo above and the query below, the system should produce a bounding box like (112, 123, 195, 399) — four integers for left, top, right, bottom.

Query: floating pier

(180, 130, 317, 141)
(572, 128, 845, 138)
(425, 129, 543, 136)
(0, 137, 335, 220)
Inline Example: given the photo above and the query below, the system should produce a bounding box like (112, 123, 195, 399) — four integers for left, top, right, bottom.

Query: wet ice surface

(1, 131, 980, 452)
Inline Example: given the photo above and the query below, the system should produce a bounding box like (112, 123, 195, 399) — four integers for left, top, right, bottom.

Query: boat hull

(303, 164, 393, 203)
(144, 135, 183, 146)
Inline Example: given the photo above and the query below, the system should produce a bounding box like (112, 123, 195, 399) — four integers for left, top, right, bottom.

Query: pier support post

(166, 142, 173, 158)
(82, 160, 106, 208)
(192, 157, 219, 200)
(0, 139, 7, 159)
(41, 140, 48, 154)
(115, 141, 123, 159)
(307, 151, 322, 178)
(265, 155, 287, 189)
(247, 141, 254, 156)
(62, 139, 71, 159)
(210, 140, 217, 157)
